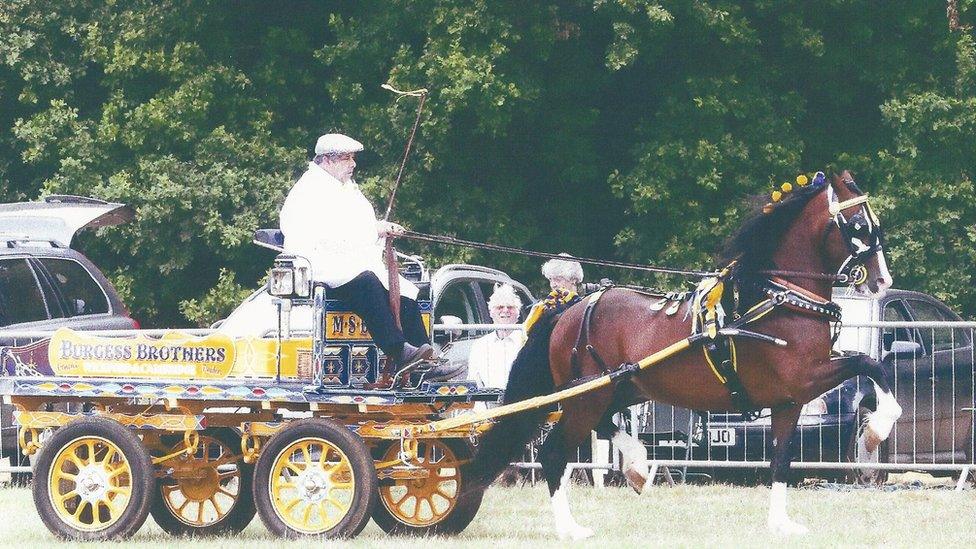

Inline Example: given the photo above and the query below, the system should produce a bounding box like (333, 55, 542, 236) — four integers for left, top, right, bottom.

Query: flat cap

(314, 133, 364, 155)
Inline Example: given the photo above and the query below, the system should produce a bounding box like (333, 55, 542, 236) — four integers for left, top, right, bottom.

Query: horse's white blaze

(866, 380, 902, 443)
(767, 482, 809, 535)
(612, 430, 650, 494)
(550, 467, 594, 540)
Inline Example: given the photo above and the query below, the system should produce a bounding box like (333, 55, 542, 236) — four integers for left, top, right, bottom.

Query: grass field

(1, 482, 974, 548)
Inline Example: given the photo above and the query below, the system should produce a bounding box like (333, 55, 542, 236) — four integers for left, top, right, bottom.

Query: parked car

(638, 288, 975, 484)
(1, 195, 139, 481)
(215, 229, 535, 381)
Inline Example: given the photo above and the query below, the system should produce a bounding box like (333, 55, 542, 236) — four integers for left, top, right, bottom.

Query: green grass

(1, 483, 974, 548)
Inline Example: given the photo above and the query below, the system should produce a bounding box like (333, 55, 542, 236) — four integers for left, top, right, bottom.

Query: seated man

(467, 284, 525, 396)
(280, 133, 433, 383)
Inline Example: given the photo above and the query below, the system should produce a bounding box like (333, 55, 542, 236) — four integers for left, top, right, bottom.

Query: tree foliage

(1, 0, 974, 325)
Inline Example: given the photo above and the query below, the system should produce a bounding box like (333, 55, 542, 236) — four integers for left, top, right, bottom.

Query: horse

(463, 170, 901, 538)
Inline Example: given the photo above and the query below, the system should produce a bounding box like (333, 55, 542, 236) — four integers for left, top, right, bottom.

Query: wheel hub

(76, 464, 110, 504)
(177, 464, 221, 501)
(296, 466, 332, 503)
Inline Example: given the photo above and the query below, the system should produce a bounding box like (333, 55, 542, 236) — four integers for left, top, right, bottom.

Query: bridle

(824, 178, 885, 287)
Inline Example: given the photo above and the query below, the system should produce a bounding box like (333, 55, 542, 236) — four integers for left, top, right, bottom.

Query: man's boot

(365, 343, 434, 390)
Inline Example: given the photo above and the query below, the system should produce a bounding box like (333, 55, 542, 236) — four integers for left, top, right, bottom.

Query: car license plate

(708, 427, 736, 446)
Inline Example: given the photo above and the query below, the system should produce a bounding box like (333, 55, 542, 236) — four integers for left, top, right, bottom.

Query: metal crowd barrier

(4, 322, 976, 490)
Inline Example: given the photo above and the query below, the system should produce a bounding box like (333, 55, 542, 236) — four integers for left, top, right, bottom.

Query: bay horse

(464, 171, 901, 538)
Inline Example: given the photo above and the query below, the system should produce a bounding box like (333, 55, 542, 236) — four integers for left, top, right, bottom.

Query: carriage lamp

(269, 255, 312, 298)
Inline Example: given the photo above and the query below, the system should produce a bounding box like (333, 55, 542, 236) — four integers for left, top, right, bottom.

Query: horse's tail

(462, 315, 559, 488)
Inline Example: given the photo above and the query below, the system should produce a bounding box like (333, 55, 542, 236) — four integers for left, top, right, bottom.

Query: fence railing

(3, 322, 975, 489)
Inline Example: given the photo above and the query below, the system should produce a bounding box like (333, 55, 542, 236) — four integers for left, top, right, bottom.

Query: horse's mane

(720, 182, 826, 276)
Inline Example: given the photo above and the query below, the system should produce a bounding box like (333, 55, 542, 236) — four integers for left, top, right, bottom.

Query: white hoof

(557, 524, 595, 540)
(768, 516, 809, 536)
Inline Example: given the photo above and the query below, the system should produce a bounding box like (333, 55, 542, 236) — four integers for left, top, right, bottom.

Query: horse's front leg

(767, 404, 808, 535)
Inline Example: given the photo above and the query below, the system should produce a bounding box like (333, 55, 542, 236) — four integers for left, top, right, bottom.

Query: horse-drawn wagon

(2, 171, 907, 541)
(0, 247, 500, 540)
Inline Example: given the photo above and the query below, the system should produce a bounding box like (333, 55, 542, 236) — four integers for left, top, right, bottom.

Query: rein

(399, 230, 846, 282)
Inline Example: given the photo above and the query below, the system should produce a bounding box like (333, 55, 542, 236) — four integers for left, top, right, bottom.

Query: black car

(1, 195, 138, 477)
(638, 289, 975, 483)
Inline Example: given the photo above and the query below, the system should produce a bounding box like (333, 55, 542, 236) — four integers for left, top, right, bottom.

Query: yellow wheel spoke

(300, 444, 312, 466)
(282, 497, 302, 513)
(101, 496, 121, 517)
(209, 496, 226, 517)
(317, 501, 330, 524)
(84, 440, 95, 465)
(217, 486, 237, 499)
(301, 502, 313, 526)
(58, 489, 79, 503)
(102, 446, 117, 463)
(177, 498, 191, 513)
(106, 485, 131, 497)
(107, 464, 130, 480)
(54, 471, 78, 482)
(285, 461, 303, 475)
(326, 497, 349, 513)
(73, 499, 89, 520)
(67, 453, 86, 470)
(196, 501, 205, 524)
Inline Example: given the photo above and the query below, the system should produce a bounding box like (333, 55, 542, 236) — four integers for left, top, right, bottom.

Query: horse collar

(762, 277, 842, 323)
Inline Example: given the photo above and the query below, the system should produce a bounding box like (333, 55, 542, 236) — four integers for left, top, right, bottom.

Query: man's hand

(377, 220, 406, 237)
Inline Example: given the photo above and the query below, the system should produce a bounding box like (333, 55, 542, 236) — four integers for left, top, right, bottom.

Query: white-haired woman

(525, 253, 584, 333)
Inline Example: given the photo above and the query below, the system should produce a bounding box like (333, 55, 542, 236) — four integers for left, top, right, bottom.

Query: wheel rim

(268, 437, 356, 534)
(379, 440, 460, 527)
(159, 435, 242, 527)
(48, 436, 133, 532)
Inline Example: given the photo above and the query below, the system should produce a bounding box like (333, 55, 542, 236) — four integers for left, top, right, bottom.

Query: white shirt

(467, 330, 525, 390)
(280, 162, 418, 299)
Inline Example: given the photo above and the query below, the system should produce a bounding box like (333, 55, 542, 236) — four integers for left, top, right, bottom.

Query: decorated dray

(1, 171, 905, 541)
(0, 249, 500, 540)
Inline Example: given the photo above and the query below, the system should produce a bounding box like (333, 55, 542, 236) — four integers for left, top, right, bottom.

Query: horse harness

(567, 267, 843, 419)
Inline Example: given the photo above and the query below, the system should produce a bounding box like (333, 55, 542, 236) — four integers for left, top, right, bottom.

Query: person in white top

(279, 133, 433, 374)
(467, 284, 525, 391)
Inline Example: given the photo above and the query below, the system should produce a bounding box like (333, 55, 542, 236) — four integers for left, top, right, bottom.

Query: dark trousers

(329, 271, 429, 362)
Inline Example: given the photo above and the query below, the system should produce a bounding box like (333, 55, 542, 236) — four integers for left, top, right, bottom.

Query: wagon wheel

(150, 428, 256, 536)
(252, 418, 376, 539)
(372, 438, 485, 535)
(31, 417, 153, 540)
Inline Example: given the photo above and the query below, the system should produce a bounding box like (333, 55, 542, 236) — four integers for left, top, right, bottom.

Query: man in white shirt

(280, 133, 433, 379)
(467, 284, 525, 390)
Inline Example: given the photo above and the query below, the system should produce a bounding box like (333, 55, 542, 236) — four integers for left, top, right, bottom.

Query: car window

(905, 299, 960, 352)
(881, 300, 914, 353)
(38, 258, 110, 316)
(0, 258, 49, 326)
(436, 281, 479, 324)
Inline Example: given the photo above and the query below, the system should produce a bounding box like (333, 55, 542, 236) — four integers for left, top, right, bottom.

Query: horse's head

(820, 171, 893, 296)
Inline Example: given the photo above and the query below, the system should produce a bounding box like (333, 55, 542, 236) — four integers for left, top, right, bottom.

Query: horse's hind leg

(767, 405, 808, 535)
(540, 420, 595, 540)
(595, 411, 649, 494)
